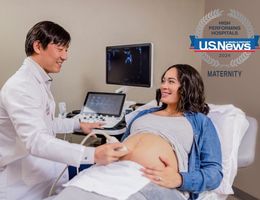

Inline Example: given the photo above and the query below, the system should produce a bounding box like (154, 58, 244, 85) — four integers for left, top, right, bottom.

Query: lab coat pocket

(21, 155, 55, 186)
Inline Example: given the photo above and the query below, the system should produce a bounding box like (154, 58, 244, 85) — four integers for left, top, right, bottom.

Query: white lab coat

(0, 57, 94, 200)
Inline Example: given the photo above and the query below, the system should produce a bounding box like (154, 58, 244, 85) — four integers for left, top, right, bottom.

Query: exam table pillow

(125, 101, 249, 196)
(208, 104, 249, 195)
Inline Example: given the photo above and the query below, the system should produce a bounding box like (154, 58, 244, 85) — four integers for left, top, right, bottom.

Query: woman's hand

(140, 156, 182, 188)
(80, 122, 104, 133)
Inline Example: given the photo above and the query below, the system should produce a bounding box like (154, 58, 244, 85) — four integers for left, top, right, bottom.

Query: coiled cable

(48, 131, 118, 197)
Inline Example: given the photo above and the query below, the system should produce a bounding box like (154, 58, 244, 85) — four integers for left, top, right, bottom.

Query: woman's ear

(32, 40, 41, 54)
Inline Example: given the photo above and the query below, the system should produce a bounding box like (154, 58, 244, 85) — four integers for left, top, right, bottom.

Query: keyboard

(79, 113, 124, 129)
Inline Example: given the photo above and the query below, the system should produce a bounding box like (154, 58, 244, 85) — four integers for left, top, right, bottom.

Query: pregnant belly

(120, 133, 178, 171)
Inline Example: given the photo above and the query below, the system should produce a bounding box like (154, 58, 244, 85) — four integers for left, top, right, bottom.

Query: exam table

(47, 103, 258, 200)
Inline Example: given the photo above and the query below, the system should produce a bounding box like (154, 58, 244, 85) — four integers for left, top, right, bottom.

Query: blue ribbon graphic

(190, 35, 259, 50)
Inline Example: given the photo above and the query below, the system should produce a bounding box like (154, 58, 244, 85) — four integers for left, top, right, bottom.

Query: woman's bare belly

(120, 133, 178, 171)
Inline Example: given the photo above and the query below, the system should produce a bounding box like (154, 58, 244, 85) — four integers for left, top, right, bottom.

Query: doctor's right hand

(94, 143, 128, 165)
(80, 122, 104, 133)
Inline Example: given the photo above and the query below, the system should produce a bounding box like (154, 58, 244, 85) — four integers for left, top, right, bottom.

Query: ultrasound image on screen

(106, 43, 151, 87)
(82, 93, 125, 116)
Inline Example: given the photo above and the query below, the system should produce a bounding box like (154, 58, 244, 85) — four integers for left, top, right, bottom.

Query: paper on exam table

(63, 161, 150, 200)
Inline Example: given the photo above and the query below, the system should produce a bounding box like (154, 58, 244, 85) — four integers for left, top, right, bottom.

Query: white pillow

(125, 100, 158, 125)
(125, 101, 249, 195)
(208, 104, 249, 195)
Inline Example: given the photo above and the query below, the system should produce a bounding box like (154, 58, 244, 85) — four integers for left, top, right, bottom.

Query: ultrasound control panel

(80, 113, 124, 129)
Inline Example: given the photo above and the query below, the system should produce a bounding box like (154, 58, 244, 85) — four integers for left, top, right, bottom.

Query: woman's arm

(179, 117, 223, 193)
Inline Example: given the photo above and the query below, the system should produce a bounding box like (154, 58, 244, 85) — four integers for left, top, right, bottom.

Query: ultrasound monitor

(106, 43, 153, 88)
(81, 92, 126, 117)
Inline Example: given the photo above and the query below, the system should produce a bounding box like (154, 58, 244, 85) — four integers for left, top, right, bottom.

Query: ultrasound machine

(66, 42, 153, 138)
(79, 92, 126, 129)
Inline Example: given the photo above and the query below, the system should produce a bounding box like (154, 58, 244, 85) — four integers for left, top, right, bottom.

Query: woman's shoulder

(185, 112, 216, 137)
(184, 112, 212, 125)
(185, 111, 208, 118)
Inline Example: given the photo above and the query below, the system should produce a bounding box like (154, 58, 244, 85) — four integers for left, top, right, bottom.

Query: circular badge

(191, 9, 259, 68)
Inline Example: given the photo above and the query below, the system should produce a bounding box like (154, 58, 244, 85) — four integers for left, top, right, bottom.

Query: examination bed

(47, 102, 258, 200)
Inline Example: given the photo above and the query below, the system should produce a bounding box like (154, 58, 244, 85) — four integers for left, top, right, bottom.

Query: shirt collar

(25, 57, 53, 85)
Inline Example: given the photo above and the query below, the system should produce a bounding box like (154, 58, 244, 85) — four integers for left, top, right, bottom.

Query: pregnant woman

(51, 64, 223, 200)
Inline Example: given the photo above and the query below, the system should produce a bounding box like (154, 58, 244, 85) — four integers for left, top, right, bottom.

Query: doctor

(0, 21, 127, 200)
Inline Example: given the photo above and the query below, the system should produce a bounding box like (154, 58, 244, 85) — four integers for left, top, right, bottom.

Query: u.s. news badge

(190, 9, 259, 77)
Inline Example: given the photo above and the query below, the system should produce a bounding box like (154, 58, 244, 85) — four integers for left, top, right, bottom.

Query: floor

(227, 196, 240, 200)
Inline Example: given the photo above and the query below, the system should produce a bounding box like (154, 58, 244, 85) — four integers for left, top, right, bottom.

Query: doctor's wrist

(80, 146, 95, 164)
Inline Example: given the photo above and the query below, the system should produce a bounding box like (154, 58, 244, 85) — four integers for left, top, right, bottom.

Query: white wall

(0, 0, 204, 112)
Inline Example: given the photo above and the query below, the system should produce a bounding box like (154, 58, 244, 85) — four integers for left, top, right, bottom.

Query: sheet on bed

(63, 161, 150, 200)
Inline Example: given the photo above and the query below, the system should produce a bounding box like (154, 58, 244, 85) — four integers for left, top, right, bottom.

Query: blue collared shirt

(121, 107, 223, 200)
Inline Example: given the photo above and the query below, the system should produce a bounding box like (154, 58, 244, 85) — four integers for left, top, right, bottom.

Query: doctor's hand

(94, 143, 128, 165)
(80, 122, 104, 133)
(140, 156, 182, 189)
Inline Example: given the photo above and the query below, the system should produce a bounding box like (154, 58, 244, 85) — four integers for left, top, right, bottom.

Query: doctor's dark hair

(156, 64, 209, 115)
(25, 21, 71, 56)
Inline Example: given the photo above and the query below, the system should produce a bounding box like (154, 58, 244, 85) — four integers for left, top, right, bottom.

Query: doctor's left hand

(140, 156, 182, 189)
(80, 122, 104, 133)
(94, 142, 129, 165)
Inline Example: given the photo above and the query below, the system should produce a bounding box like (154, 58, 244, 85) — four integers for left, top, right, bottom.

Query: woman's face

(160, 67, 181, 106)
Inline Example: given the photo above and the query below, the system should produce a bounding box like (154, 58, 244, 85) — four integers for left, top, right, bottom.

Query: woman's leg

(52, 186, 115, 200)
(127, 183, 187, 200)
(50, 184, 186, 200)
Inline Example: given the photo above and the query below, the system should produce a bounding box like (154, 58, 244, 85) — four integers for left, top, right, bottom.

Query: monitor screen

(81, 92, 126, 117)
(106, 43, 152, 88)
